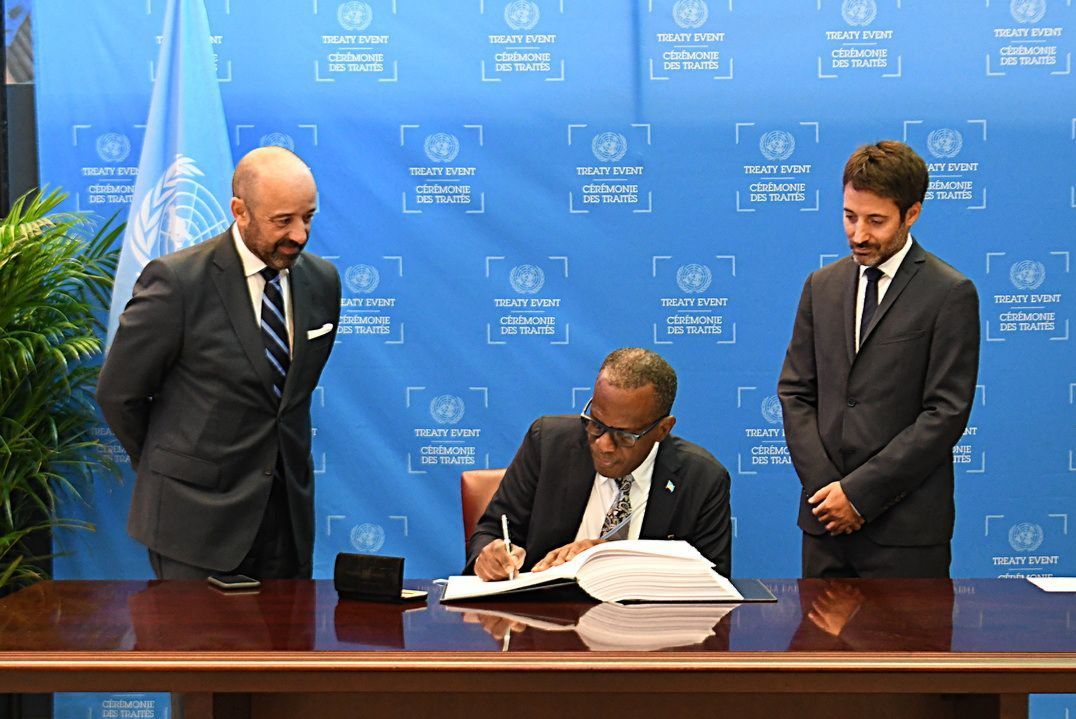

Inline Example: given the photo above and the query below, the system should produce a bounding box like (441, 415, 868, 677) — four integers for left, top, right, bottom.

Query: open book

(442, 539, 742, 604)
(446, 601, 734, 651)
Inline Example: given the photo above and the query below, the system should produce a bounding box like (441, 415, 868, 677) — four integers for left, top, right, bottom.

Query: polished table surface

(0, 579, 1072, 719)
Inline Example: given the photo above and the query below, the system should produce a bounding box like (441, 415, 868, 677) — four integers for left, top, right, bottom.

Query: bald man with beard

(97, 147, 341, 580)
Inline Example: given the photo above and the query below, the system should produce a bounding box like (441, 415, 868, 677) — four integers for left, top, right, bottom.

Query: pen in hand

(501, 513, 516, 580)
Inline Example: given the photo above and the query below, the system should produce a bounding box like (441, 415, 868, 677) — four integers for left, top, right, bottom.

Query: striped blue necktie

(259, 267, 290, 400)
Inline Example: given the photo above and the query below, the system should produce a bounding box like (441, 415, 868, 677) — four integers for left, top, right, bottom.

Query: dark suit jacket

(777, 240, 979, 548)
(96, 229, 341, 573)
(465, 415, 733, 577)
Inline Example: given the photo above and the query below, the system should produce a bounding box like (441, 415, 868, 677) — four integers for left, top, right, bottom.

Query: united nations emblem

(259, 132, 295, 151)
(96, 133, 131, 163)
(430, 394, 466, 425)
(926, 129, 963, 159)
(592, 131, 628, 163)
(129, 155, 231, 266)
(1010, 0, 1047, 24)
(350, 523, 386, 553)
(337, 1, 373, 31)
(673, 0, 709, 29)
(509, 264, 545, 294)
(841, 0, 877, 26)
(676, 263, 712, 294)
(760, 395, 783, 425)
(504, 0, 540, 30)
(424, 132, 460, 163)
(1009, 260, 1046, 291)
(345, 263, 380, 294)
(759, 130, 795, 162)
(1008, 522, 1044, 552)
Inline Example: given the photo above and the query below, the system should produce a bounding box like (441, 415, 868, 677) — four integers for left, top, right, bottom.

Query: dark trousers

(149, 468, 305, 580)
(802, 531, 951, 579)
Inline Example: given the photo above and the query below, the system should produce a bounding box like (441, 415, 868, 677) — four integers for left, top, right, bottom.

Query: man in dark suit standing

(778, 141, 979, 578)
(97, 147, 341, 580)
(467, 348, 732, 580)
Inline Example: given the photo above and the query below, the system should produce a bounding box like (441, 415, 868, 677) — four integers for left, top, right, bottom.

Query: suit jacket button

(263, 469, 273, 477)
(846, 398, 857, 407)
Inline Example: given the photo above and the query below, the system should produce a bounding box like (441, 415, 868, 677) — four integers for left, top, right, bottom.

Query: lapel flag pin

(666, 480, 675, 493)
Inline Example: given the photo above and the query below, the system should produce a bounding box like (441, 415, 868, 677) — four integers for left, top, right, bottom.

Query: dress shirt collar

(859, 233, 913, 280)
(232, 223, 290, 281)
(597, 440, 660, 494)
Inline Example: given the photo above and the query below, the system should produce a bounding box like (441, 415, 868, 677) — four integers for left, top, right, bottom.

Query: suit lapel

(209, 230, 278, 405)
(558, 431, 598, 537)
(842, 259, 858, 365)
(639, 440, 680, 540)
(858, 241, 925, 350)
(281, 255, 311, 409)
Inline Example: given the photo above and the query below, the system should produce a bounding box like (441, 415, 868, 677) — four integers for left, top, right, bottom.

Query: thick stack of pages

(442, 539, 742, 603)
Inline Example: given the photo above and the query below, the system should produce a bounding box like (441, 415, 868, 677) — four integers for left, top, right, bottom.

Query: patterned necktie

(260, 267, 290, 400)
(600, 475, 634, 541)
(858, 266, 883, 351)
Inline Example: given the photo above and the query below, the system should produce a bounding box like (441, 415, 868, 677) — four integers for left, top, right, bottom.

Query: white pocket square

(306, 323, 334, 340)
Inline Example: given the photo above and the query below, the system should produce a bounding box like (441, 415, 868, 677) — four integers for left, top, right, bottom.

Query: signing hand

(475, 539, 526, 581)
(808, 481, 864, 535)
(532, 539, 605, 572)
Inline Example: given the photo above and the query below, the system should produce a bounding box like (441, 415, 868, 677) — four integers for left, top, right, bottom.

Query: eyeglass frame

(578, 397, 669, 448)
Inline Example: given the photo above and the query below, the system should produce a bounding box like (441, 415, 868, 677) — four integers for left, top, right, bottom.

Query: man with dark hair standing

(97, 147, 341, 580)
(467, 347, 733, 580)
(778, 141, 979, 578)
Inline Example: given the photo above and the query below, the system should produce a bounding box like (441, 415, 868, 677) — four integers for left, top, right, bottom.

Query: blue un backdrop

(30, 2, 1075, 717)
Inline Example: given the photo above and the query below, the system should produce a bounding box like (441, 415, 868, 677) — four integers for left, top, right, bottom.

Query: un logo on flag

(131, 155, 230, 264)
(504, 1, 540, 30)
(338, 1, 373, 31)
(350, 523, 386, 552)
(424, 133, 460, 163)
(1008, 522, 1044, 552)
(1009, 260, 1046, 291)
(430, 395, 466, 425)
(926, 129, 963, 159)
(1010, 0, 1046, 24)
(592, 132, 628, 162)
(841, 0, 877, 26)
(259, 132, 295, 151)
(676, 264, 712, 294)
(761, 395, 783, 425)
(345, 264, 381, 294)
(673, 0, 709, 29)
(759, 131, 795, 162)
(96, 133, 131, 163)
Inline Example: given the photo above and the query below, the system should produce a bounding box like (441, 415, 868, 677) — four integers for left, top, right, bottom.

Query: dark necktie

(260, 267, 290, 400)
(600, 475, 634, 541)
(858, 266, 883, 351)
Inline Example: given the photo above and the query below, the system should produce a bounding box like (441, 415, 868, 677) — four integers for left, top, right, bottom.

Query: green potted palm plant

(0, 188, 121, 591)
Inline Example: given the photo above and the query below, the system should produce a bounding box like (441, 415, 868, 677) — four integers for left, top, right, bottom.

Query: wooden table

(0, 579, 1072, 718)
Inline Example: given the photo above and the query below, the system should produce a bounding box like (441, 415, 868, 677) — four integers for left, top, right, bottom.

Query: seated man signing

(466, 348, 732, 580)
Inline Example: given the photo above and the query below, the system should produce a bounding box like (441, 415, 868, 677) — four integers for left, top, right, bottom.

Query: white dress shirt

(574, 441, 660, 541)
(232, 224, 294, 354)
(855, 234, 913, 351)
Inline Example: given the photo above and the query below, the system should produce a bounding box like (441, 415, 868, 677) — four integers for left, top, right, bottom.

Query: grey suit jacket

(465, 415, 733, 577)
(96, 229, 341, 572)
(777, 240, 979, 546)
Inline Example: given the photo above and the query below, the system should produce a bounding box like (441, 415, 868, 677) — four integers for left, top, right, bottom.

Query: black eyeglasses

(579, 398, 667, 448)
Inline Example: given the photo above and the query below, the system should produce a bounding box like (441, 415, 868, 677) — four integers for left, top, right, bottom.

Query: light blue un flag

(106, 0, 233, 347)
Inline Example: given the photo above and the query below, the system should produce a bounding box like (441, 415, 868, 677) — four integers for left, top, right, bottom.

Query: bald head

(230, 147, 318, 270)
(232, 146, 315, 209)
